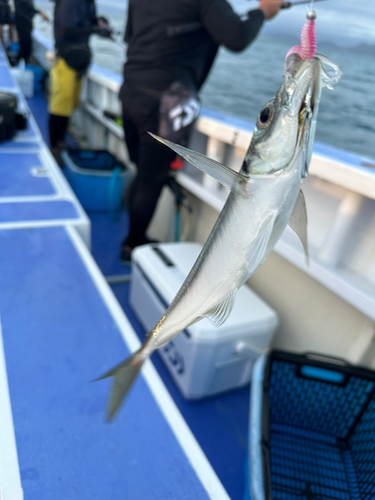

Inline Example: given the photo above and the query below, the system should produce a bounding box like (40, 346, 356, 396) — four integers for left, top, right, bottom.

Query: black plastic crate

(250, 351, 375, 500)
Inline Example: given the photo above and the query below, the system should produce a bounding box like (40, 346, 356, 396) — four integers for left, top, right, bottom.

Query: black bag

(58, 44, 92, 74)
(158, 81, 200, 146)
(0, 92, 17, 143)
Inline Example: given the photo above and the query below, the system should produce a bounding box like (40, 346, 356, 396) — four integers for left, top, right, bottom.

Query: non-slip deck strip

(0, 226, 229, 500)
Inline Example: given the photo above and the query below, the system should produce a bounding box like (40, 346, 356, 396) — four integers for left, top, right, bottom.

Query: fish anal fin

(206, 290, 237, 328)
(288, 189, 309, 264)
(149, 133, 251, 197)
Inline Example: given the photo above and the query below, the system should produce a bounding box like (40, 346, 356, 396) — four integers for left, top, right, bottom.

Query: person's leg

(122, 106, 140, 165)
(15, 19, 32, 62)
(120, 91, 176, 261)
(72, 76, 82, 111)
(119, 105, 140, 259)
(123, 140, 176, 251)
(17, 35, 32, 63)
(49, 114, 69, 148)
(9, 21, 15, 43)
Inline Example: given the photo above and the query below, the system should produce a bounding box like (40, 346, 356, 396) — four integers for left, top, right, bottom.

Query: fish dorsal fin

(149, 133, 251, 197)
(206, 290, 237, 328)
(288, 189, 309, 264)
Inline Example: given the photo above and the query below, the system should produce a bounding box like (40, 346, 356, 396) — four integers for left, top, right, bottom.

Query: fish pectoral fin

(288, 189, 309, 265)
(206, 290, 237, 328)
(149, 133, 251, 196)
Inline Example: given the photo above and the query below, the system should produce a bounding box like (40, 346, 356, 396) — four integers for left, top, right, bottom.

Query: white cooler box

(130, 243, 278, 399)
(11, 62, 34, 98)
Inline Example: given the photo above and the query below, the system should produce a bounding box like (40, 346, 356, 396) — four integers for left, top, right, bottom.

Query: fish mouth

(283, 56, 321, 166)
(284, 53, 342, 107)
(286, 56, 320, 115)
(284, 53, 342, 176)
(285, 53, 342, 119)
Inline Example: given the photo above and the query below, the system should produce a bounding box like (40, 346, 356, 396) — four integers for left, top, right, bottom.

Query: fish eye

(257, 102, 274, 129)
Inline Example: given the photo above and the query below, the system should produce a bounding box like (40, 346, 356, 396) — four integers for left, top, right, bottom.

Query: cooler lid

(132, 242, 278, 342)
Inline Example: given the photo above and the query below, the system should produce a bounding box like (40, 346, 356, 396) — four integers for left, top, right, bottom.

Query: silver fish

(97, 51, 341, 421)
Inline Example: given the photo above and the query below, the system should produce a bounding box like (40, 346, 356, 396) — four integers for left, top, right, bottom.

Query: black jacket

(54, 0, 97, 48)
(121, 0, 265, 95)
(14, 0, 39, 22)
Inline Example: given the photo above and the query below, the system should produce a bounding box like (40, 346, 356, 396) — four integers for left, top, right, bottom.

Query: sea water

(34, 0, 375, 161)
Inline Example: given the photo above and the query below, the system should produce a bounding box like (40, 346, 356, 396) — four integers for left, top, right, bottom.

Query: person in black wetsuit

(0, 0, 11, 46)
(14, 0, 49, 63)
(119, 0, 283, 264)
(48, 0, 112, 158)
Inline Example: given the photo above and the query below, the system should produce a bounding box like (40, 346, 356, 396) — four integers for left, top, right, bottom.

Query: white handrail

(32, 30, 375, 323)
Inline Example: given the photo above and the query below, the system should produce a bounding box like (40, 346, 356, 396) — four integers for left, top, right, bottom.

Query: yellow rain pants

(49, 57, 82, 117)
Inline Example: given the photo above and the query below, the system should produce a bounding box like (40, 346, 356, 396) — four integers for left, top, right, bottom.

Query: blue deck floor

(90, 211, 251, 500)
(28, 91, 250, 500)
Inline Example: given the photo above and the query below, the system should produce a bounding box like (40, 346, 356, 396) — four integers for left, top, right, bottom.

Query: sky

(232, 0, 375, 47)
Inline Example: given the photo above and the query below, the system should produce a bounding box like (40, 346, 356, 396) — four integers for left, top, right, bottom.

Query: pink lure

(286, 11, 317, 61)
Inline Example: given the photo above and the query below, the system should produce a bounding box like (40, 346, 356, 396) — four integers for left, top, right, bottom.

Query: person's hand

(39, 11, 50, 22)
(258, 0, 284, 20)
(93, 25, 113, 38)
(96, 16, 113, 38)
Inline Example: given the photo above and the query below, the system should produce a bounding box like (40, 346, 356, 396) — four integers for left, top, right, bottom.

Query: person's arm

(124, 1, 133, 43)
(56, 0, 88, 43)
(56, 0, 106, 43)
(37, 10, 50, 22)
(63, 25, 93, 42)
(95, 16, 113, 38)
(200, 0, 283, 52)
(16, 1, 43, 20)
(63, 24, 111, 41)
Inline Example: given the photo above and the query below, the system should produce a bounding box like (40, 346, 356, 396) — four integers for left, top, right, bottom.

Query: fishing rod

(281, 0, 328, 9)
(167, 0, 329, 37)
(246, 0, 329, 8)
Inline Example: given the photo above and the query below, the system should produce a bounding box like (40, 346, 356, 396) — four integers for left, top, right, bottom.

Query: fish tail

(95, 344, 149, 422)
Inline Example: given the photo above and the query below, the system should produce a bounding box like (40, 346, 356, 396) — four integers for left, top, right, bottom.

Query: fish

(96, 36, 342, 422)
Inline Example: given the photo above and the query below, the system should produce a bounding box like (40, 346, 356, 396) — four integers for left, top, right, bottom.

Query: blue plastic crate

(61, 149, 131, 213)
(248, 351, 375, 500)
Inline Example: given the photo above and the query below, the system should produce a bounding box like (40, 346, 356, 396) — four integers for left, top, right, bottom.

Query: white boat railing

(32, 31, 375, 364)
